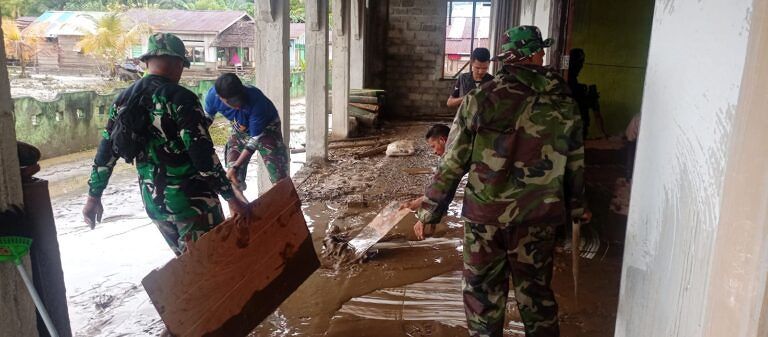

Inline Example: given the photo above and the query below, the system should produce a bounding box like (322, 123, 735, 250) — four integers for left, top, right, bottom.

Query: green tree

(77, 13, 151, 77)
(290, 0, 305, 23)
(1, 0, 53, 18)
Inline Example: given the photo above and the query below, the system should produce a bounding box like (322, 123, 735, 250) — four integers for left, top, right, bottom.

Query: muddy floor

(251, 122, 625, 337)
(44, 112, 625, 336)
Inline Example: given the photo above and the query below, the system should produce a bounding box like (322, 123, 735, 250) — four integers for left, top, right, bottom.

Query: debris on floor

(385, 139, 416, 157)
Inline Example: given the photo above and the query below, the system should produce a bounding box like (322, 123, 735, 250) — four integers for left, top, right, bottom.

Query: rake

(0, 236, 59, 337)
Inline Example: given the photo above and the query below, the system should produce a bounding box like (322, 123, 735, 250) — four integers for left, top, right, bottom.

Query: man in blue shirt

(204, 73, 289, 200)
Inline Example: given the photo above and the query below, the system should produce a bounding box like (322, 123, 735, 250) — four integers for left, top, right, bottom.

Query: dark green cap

(498, 25, 554, 63)
(139, 33, 191, 68)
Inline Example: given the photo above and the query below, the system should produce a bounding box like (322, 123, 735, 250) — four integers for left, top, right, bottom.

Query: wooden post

(253, 0, 291, 194)
(0, 14, 39, 337)
(331, 0, 350, 138)
(305, 0, 330, 162)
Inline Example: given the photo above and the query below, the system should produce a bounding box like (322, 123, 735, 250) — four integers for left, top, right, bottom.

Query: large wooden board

(347, 201, 412, 260)
(142, 179, 319, 337)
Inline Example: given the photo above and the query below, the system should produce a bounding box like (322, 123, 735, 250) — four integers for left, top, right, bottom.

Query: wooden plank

(354, 144, 388, 159)
(142, 179, 319, 337)
(292, 139, 385, 154)
(402, 167, 433, 175)
(350, 89, 386, 97)
(347, 201, 412, 260)
(349, 102, 380, 112)
(349, 95, 379, 104)
(328, 135, 380, 143)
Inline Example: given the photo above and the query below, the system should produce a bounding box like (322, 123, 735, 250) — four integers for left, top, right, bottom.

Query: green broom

(0, 236, 60, 337)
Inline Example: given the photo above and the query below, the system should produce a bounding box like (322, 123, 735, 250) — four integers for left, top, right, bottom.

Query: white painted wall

(519, 0, 536, 26)
(615, 0, 755, 336)
(517, 0, 552, 65)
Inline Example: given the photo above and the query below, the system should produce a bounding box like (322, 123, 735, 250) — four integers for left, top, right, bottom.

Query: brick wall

(385, 0, 455, 118)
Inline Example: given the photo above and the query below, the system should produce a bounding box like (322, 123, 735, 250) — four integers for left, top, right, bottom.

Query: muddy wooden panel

(348, 201, 412, 259)
(142, 179, 319, 337)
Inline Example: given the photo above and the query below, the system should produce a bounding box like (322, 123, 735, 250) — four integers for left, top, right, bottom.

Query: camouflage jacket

(417, 64, 585, 226)
(88, 75, 234, 222)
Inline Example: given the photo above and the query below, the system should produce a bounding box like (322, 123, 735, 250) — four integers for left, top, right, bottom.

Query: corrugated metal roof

(23, 11, 106, 37)
(445, 38, 490, 56)
(122, 9, 252, 34)
(15, 16, 37, 31)
(444, 15, 491, 56)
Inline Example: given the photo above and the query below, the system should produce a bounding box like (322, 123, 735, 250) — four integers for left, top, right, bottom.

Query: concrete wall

(520, 0, 552, 49)
(11, 79, 236, 159)
(570, 0, 655, 136)
(615, 0, 756, 336)
(385, 0, 454, 117)
(14, 92, 117, 159)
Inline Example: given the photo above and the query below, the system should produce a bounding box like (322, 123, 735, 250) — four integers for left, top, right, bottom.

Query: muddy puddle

(250, 198, 467, 337)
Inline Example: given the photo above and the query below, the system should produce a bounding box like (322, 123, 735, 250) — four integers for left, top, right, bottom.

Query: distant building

(289, 23, 306, 70)
(22, 11, 107, 72)
(122, 9, 256, 73)
(443, 4, 491, 77)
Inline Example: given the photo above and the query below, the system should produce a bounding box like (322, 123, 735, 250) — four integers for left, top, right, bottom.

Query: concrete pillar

(349, 0, 365, 89)
(305, 0, 330, 162)
(614, 1, 764, 336)
(253, 0, 290, 193)
(331, 0, 350, 138)
(0, 16, 23, 210)
(0, 15, 38, 337)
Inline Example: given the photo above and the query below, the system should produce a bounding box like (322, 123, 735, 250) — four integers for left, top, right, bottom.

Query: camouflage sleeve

(161, 87, 235, 201)
(87, 103, 120, 198)
(416, 95, 475, 224)
(564, 104, 586, 218)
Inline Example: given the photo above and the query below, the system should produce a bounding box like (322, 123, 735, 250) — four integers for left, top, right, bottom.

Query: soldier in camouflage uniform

(414, 26, 588, 337)
(83, 33, 248, 256)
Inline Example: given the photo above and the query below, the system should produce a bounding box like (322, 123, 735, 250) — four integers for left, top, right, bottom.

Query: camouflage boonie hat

(497, 25, 553, 63)
(139, 33, 191, 68)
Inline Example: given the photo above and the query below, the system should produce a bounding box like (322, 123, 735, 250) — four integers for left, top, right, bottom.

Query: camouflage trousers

(225, 122, 289, 191)
(152, 206, 225, 256)
(463, 222, 559, 337)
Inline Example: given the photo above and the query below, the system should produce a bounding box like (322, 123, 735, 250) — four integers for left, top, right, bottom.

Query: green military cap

(139, 32, 191, 68)
(497, 25, 554, 63)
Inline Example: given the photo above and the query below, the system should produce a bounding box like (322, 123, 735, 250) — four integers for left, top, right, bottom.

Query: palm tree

(77, 12, 151, 77)
(2, 19, 41, 78)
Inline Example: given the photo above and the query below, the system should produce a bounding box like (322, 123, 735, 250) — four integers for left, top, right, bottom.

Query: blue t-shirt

(204, 85, 279, 137)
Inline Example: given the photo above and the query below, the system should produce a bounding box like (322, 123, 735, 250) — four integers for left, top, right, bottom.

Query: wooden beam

(142, 179, 319, 337)
(347, 201, 412, 260)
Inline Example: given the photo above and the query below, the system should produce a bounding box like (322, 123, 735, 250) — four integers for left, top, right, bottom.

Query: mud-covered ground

(256, 122, 626, 337)
(43, 105, 625, 336)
